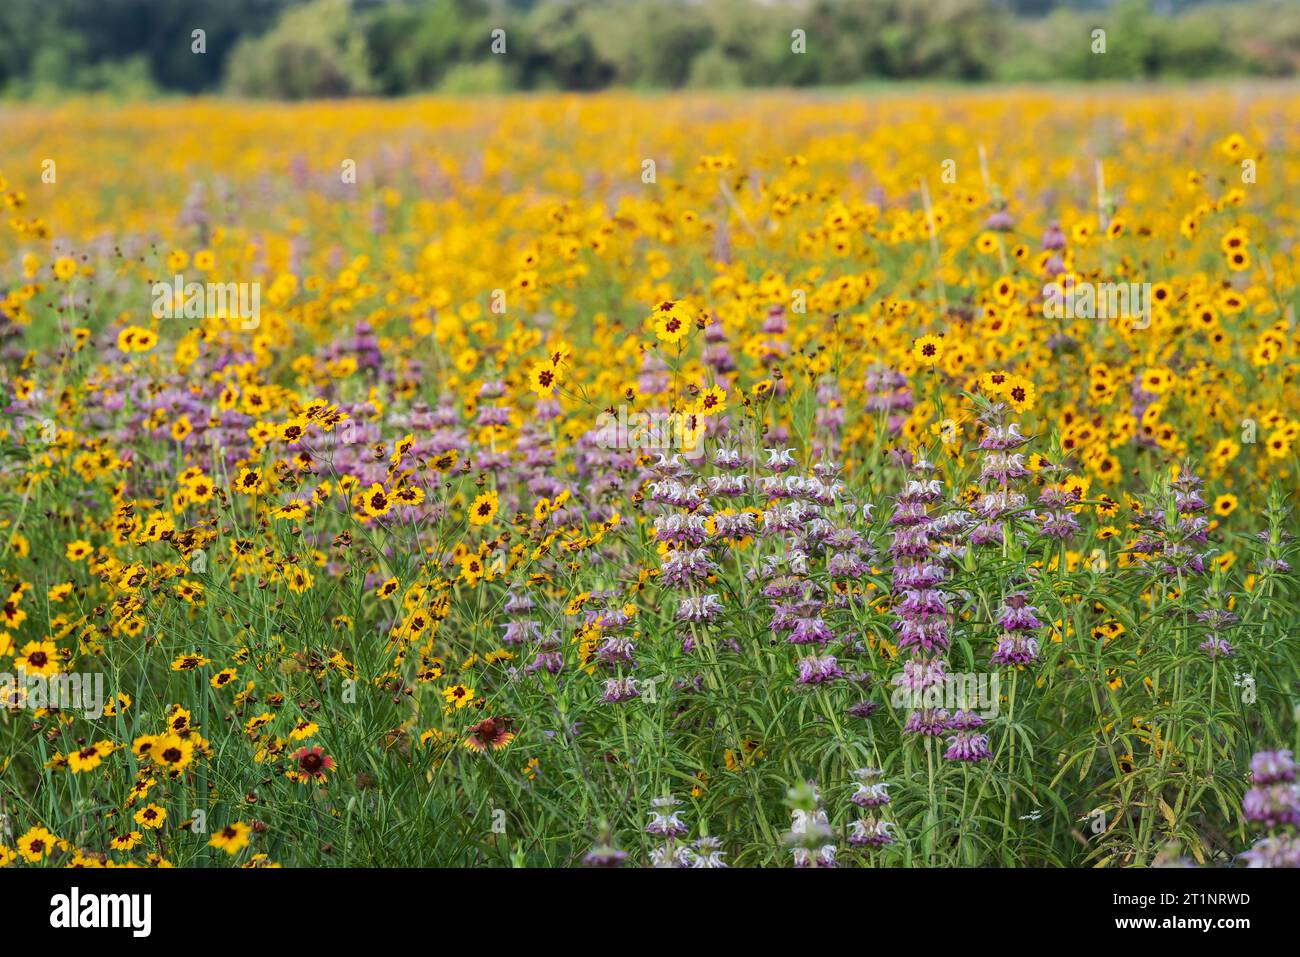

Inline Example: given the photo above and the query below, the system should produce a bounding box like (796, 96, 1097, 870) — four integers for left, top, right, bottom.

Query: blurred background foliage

(1, 0, 1298, 98)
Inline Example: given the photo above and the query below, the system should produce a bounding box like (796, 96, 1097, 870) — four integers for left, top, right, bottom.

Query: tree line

(1, 0, 1297, 97)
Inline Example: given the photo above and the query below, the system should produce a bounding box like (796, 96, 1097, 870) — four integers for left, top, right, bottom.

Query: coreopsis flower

(361, 483, 391, 517)
(911, 334, 944, 366)
(68, 741, 115, 774)
(209, 822, 252, 855)
(149, 733, 195, 772)
(650, 300, 693, 344)
(17, 825, 59, 863)
(441, 684, 475, 710)
(14, 640, 59, 678)
(134, 804, 167, 829)
(468, 489, 499, 526)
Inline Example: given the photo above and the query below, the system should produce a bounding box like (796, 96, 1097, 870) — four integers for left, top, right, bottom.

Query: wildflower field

(1, 88, 1298, 869)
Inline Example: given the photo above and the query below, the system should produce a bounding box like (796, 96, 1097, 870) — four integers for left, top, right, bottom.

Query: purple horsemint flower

(812, 458, 841, 482)
(179, 180, 209, 237)
(788, 614, 834, 645)
(501, 619, 543, 645)
(706, 475, 749, 499)
(525, 645, 564, 675)
(714, 509, 760, 544)
(704, 340, 736, 375)
(904, 708, 950, 736)
(944, 731, 992, 762)
(658, 548, 717, 588)
(847, 700, 879, 719)
(797, 654, 845, 685)
(787, 802, 837, 868)
(887, 456, 966, 733)
(977, 489, 1028, 520)
(991, 632, 1040, 667)
(1038, 511, 1080, 542)
(592, 605, 633, 632)
(762, 500, 819, 535)
(824, 526, 864, 550)
(827, 551, 869, 578)
(676, 593, 723, 623)
(850, 768, 890, 808)
(645, 796, 690, 839)
(1252, 749, 1298, 784)
(983, 209, 1014, 231)
(764, 447, 798, 473)
(1038, 487, 1079, 510)
(711, 446, 748, 471)
(1242, 782, 1300, 829)
(1239, 750, 1300, 867)
(503, 589, 535, 615)
(595, 635, 637, 669)
(889, 525, 934, 560)
(582, 843, 628, 867)
(1199, 637, 1235, 658)
(848, 817, 895, 848)
(646, 479, 693, 509)
(815, 381, 845, 438)
(1041, 221, 1066, 251)
(1196, 608, 1239, 629)
(761, 304, 788, 334)
(791, 845, 838, 868)
(690, 836, 727, 868)
(600, 677, 640, 704)
(980, 451, 1031, 488)
(649, 452, 693, 480)
(978, 419, 1029, 452)
(893, 562, 946, 590)
(1241, 835, 1300, 868)
(997, 592, 1043, 632)
(650, 843, 693, 868)
(865, 366, 914, 415)
(947, 710, 987, 731)
(653, 513, 711, 547)
(761, 576, 804, 600)
(898, 587, 952, 618)
(893, 655, 949, 689)
(895, 618, 951, 654)
(899, 477, 943, 503)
